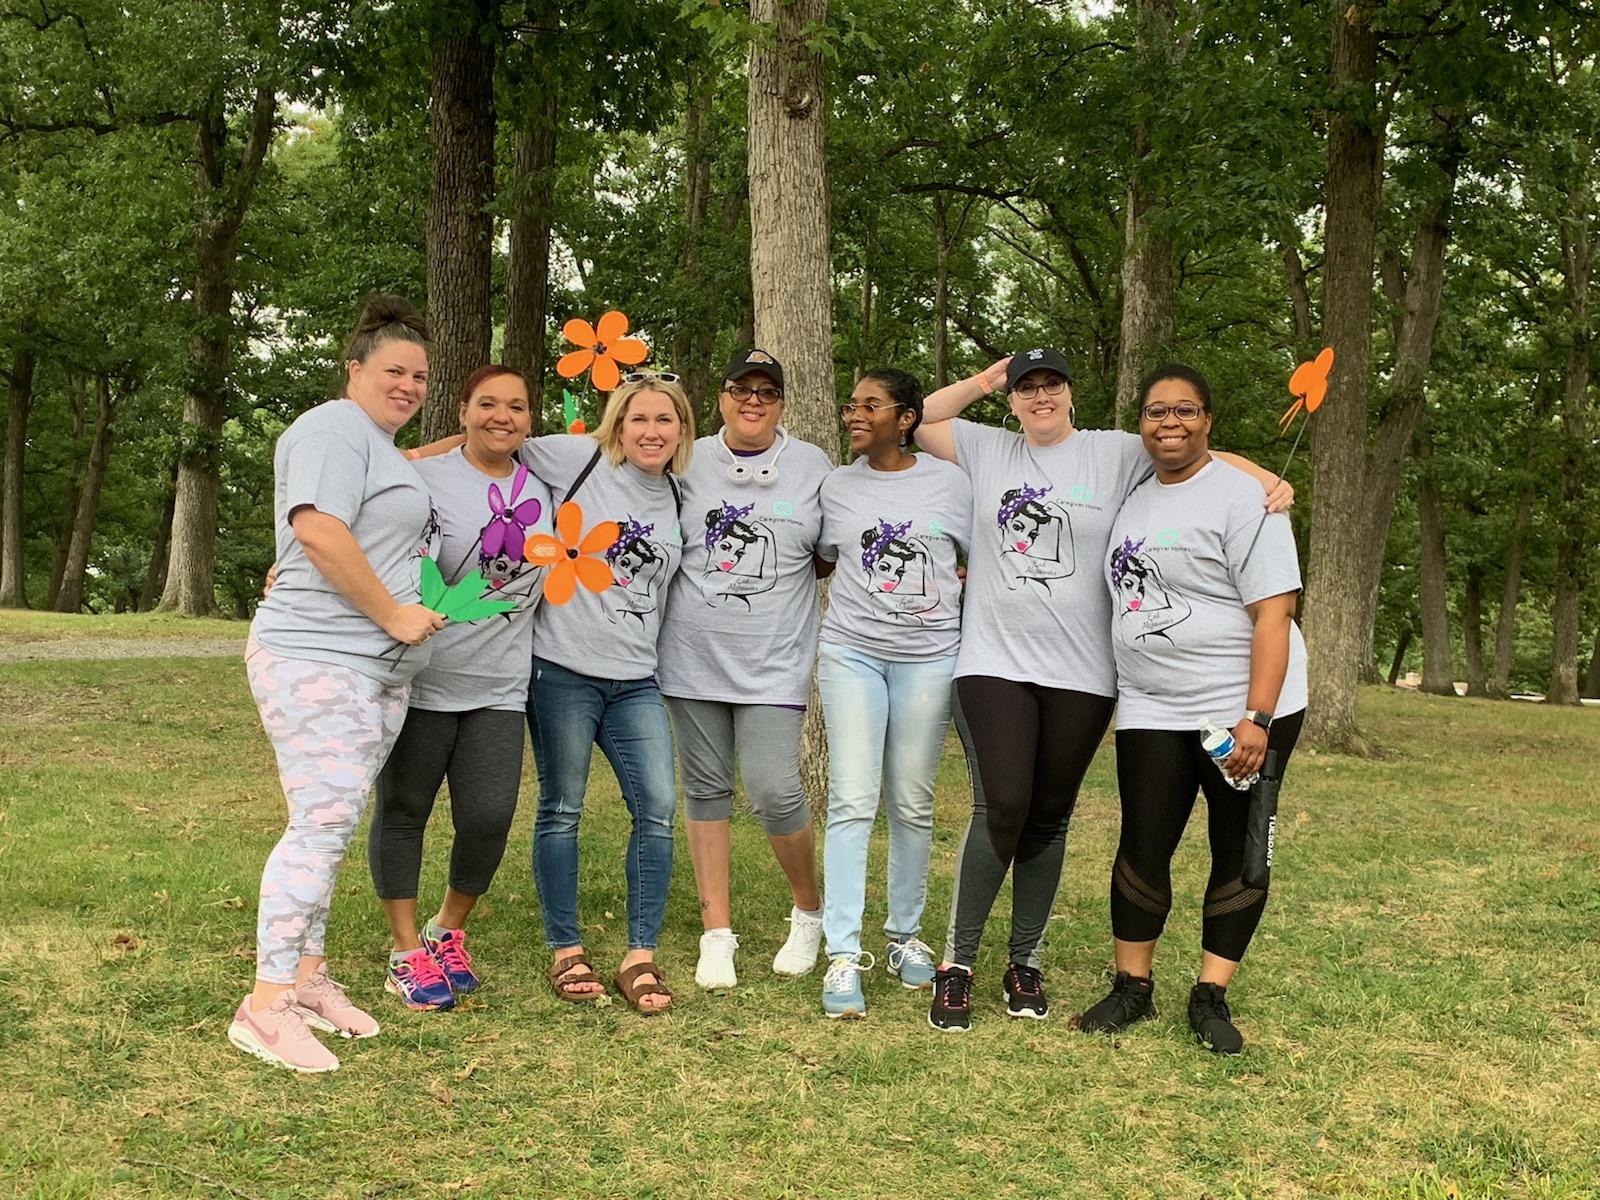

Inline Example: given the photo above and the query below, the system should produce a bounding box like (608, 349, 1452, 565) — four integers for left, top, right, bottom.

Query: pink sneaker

(228, 991, 340, 1073)
(296, 969, 381, 1039)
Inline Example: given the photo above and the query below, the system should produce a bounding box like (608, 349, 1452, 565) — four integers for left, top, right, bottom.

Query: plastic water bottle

(1200, 718, 1255, 790)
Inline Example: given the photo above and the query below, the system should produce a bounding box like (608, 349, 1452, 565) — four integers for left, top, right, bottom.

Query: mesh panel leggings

(942, 676, 1115, 970)
(1110, 709, 1304, 962)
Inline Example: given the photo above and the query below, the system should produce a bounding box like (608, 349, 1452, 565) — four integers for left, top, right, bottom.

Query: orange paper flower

(524, 501, 621, 605)
(1281, 346, 1334, 431)
(555, 311, 649, 392)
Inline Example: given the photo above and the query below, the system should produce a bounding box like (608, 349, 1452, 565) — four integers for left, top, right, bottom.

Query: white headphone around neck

(719, 426, 788, 486)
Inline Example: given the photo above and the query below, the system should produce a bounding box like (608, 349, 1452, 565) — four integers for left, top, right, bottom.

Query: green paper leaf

(563, 389, 578, 427)
(419, 557, 447, 610)
(434, 569, 518, 623)
(446, 596, 520, 623)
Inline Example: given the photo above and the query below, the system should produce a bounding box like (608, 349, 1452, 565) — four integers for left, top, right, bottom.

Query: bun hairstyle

(861, 367, 924, 445)
(343, 294, 431, 365)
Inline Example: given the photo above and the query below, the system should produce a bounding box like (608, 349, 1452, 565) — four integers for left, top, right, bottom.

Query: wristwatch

(1243, 709, 1273, 730)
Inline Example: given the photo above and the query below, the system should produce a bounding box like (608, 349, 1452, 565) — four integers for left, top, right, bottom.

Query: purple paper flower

(480, 465, 543, 562)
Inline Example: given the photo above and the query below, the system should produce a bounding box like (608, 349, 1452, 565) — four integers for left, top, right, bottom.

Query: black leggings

(369, 707, 526, 900)
(942, 676, 1115, 969)
(1111, 709, 1304, 962)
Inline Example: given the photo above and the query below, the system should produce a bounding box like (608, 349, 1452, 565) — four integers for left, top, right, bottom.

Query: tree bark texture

(1, 348, 36, 608)
(1462, 564, 1485, 696)
(505, 84, 557, 435)
(159, 82, 276, 617)
(1113, 0, 1178, 427)
(139, 463, 179, 611)
(48, 374, 89, 608)
(1415, 423, 1453, 696)
(749, 0, 836, 807)
(1583, 624, 1600, 700)
(54, 375, 116, 613)
(933, 196, 951, 390)
(1303, 0, 1382, 751)
(423, 1, 498, 444)
(673, 72, 719, 429)
(1547, 172, 1592, 706)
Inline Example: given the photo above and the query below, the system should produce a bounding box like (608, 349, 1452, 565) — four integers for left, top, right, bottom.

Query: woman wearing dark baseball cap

(655, 348, 837, 991)
(911, 348, 1293, 1032)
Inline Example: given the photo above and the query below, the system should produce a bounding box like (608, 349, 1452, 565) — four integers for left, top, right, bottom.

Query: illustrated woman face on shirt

(1111, 537, 1192, 644)
(710, 518, 770, 578)
(998, 487, 1075, 589)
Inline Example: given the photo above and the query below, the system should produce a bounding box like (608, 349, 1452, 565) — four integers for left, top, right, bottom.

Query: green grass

(0, 611, 244, 646)
(2, 641, 1598, 1198)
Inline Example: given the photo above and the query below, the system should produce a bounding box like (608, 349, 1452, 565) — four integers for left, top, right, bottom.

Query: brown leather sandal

(612, 961, 673, 1016)
(547, 953, 606, 1003)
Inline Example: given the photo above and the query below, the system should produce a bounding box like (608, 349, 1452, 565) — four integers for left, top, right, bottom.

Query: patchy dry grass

(2, 643, 1598, 1198)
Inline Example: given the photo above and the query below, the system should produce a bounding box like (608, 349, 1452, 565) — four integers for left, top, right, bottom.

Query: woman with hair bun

(813, 368, 972, 1019)
(231, 295, 443, 1072)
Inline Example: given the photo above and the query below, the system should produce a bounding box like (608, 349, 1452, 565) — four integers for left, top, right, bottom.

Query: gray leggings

(664, 698, 811, 836)
(369, 707, 525, 900)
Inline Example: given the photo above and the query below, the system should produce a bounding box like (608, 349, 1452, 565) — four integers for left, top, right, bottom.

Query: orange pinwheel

(524, 501, 621, 606)
(556, 311, 649, 392)
(1281, 346, 1334, 432)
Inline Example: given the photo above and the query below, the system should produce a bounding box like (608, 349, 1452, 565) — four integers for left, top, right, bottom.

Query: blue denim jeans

(527, 656, 677, 950)
(817, 641, 956, 957)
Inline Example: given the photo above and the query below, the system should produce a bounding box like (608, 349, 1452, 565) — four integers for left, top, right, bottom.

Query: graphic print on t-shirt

(858, 518, 940, 624)
(1110, 535, 1191, 645)
(997, 482, 1075, 591)
(606, 516, 670, 625)
(702, 500, 778, 608)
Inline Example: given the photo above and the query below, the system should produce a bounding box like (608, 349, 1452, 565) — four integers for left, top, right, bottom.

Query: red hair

(459, 364, 529, 407)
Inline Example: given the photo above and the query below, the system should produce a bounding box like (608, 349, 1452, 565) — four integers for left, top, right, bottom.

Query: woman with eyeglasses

(912, 349, 1292, 1032)
(1073, 364, 1306, 1055)
(655, 350, 835, 992)
(811, 369, 972, 1017)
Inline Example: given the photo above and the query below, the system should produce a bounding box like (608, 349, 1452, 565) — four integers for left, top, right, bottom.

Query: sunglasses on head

(623, 371, 681, 385)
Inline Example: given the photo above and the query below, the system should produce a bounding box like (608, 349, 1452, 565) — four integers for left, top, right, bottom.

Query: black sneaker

(1002, 962, 1049, 1020)
(928, 965, 974, 1032)
(1075, 971, 1155, 1034)
(1188, 982, 1244, 1055)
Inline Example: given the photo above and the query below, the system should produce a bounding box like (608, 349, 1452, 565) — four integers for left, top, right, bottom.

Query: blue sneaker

(820, 952, 875, 1019)
(885, 937, 937, 990)
(423, 924, 480, 994)
(385, 947, 456, 1011)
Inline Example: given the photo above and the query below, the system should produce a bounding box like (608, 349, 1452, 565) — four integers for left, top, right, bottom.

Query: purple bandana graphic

(607, 517, 656, 564)
(705, 501, 755, 549)
(861, 518, 913, 570)
(997, 482, 1051, 527)
(1110, 536, 1146, 586)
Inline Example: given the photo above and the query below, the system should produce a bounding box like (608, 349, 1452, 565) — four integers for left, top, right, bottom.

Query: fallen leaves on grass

(111, 932, 140, 954)
(454, 1059, 482, 1081)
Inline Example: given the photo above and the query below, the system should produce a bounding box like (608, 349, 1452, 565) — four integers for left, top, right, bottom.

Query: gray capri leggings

(369, 706, 525, 900)
(664, 698, 811, 836)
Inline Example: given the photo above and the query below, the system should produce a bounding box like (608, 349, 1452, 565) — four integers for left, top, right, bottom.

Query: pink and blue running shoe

(385, 946, 455, 1011)
(424, 925, 480, 995)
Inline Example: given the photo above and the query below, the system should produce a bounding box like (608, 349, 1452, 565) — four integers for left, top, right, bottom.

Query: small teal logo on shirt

(772, 500, 794, 517)
(1069, 484, 1095, 503)
(1155, 528, 1180, 547)
(927, 519, 946, 536)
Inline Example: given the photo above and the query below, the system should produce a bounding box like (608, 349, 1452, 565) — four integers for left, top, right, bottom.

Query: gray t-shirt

(521, 434, 683, 681)
(817, 454, 972, 662)
(251, 399, 437, 686)
(951, 420, 1151, 695)
(656, 431, 834, 705)
(1107, 457, 1309, 731)
(407, 448, 554, 712)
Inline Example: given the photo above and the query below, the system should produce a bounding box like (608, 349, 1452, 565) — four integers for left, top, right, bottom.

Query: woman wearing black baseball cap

(911, 349, 1293, 1031)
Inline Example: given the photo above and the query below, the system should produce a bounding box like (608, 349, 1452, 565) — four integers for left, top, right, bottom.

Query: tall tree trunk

(505, 77, 557, 435)
(673, 71, 717, 428)
(159, 82, 276, 617)
(1488, 367, 1552, 697)
(422, 0, 498, 443)
(1547, 172, 1591, 706)
(1387, 627, 1413, 686)
(1583, 623, 1600, 699)
(1303, 1, 1382, 752)
(1416, 422, 1454, 696)
(749, 0, 835, 806)
(48, 373, 90, 608)
(54, 375, 116, 613)
(1462, 564, 1486, 696)
(1114, 0, 1178, 427)
(933, 195, 951, 389)
(0, 348, 35, 608)
(139, 463, 179, 611)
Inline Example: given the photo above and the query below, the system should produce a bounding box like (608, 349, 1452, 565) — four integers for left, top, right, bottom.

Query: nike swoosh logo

(241, 1010, 280, 1047)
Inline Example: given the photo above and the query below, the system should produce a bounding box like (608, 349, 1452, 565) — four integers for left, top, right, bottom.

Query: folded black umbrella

(1243, 748, 1282, 891)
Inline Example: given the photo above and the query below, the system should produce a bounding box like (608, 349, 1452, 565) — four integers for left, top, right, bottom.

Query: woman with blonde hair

(518, 373, 691, 1015)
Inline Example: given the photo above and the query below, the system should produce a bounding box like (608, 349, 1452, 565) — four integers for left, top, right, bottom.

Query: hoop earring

(1001, 412, 1020, 432)
(1067, 403, 1077, 427)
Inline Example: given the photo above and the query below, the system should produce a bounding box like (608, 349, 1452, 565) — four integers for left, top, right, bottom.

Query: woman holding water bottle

(1073, 364, 1307, 1056)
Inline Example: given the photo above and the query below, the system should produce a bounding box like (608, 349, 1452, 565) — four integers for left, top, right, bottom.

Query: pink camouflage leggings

(246, 641, 409, 984)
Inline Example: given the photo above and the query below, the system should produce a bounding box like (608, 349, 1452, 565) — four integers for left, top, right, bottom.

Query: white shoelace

(888, 938, 934, 972)
(823, 952, 876, 993)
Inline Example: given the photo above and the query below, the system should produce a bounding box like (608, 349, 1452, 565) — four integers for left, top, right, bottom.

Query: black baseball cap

(722, 349, 785, 391)
(1005, 348, 1073, 391)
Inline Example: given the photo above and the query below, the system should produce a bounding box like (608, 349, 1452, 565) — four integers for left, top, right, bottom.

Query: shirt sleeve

(1224, 500, 1303, 606)
(1110, 431, 1155, 502)
(282, 432, 368, 526)
(520, 434, 595, 497)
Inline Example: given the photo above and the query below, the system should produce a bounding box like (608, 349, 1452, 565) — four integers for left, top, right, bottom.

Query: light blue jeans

(817, 641, 956, 958)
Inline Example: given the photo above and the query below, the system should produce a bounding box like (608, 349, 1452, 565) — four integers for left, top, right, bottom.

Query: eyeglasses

(724, 381, 783, 405)
(623, 371, 681, 384)
(1141, 402, 1206, 422)
(1012, 378, 1068, 399)
(837, 401, 906, 418)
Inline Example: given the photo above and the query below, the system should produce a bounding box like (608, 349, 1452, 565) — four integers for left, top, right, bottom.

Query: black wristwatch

(1243, 708, 1273, 731)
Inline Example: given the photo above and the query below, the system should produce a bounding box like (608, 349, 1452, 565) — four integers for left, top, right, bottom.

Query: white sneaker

(695, 929, 740, 990)
(772, 906, 824, 976)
